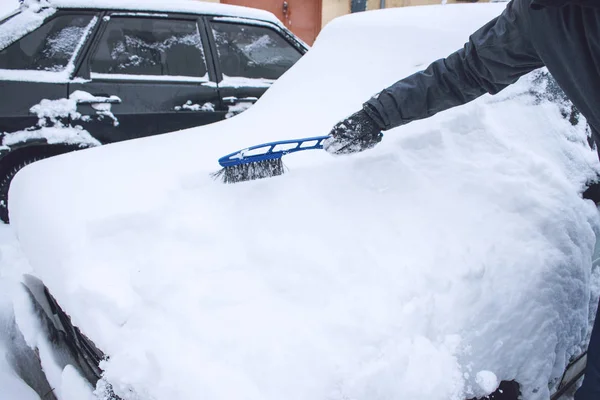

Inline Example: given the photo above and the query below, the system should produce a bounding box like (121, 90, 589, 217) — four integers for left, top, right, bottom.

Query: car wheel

(0, 145, 83, 224)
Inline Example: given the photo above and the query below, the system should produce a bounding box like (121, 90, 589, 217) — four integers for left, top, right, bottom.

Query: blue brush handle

(218, 135, 330, 167)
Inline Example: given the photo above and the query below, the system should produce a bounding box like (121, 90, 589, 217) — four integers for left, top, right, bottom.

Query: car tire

(0, 145, 85, 224)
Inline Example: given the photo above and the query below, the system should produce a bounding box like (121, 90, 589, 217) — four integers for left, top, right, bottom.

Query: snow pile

(30, 98, 82, 127)
(0, 0, 20, 18)
(8, 4, 600, 400)
(174, 101, 216, 112)
(2, 126, 100, 147)
(1, 92, 106, 148)
(219, 75, 275, 88)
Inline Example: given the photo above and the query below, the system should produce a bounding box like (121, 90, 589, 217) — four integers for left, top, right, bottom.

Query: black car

(0, 0, 307, 222)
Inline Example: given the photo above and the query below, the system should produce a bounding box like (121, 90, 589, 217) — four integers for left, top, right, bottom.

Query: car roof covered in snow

(45, 0, 281, 25)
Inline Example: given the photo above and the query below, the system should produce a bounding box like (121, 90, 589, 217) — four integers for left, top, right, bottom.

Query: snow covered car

(0, 0, 307, 223)
(6, 2, 600, 400)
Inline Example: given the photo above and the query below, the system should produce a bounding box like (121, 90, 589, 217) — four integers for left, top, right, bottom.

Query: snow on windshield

(8, 4, 600, 400)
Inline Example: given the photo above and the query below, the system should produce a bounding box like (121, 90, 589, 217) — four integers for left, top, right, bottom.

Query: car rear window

(0, 14, 95, 72)
(91, 17, 208, 79)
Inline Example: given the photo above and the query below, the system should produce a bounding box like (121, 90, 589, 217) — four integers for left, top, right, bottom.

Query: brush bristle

(212, 158, 286, 184)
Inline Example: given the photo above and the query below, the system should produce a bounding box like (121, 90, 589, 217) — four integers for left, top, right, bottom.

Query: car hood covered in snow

(8, 3, 600, 400)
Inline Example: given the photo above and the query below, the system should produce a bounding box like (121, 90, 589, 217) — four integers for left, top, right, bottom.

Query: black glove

(323, 108, 384, 155)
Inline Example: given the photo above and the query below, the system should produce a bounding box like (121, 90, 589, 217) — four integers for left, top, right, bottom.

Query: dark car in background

(0, 0, 307, 222)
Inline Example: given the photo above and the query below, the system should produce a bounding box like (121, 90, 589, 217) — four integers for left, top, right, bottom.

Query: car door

(206, 18, 306, 119)
(0, 11, 99, 133)
(69, 13, 222, 144)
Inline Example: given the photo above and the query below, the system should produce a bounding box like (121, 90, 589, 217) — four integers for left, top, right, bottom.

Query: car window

(91, 17, 208, 78)
(0, 14, 94, 72)
(211, 22, 302, 81)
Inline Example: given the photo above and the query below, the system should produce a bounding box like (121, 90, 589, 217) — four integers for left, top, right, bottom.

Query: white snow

(48, 0, 282, 25)
(0, 0, 21, 19)
(476, 371, 499, 394)
(60, 365, 96, 400)
(7, 3, 600, 400)
(174, 101, 216, 112)
(3, 126, 101, 147)
(219, 75, 275, 88)
(2, 93, 103, 147)
(89, 72, 211, 83)
(226, 101, 254, 119)
(71, 90, 121, 105)
(30, 98, 81, 127)
(71, 90, 121, 126)
(0, 69, 86, 83)
(0, 4, 56, 51)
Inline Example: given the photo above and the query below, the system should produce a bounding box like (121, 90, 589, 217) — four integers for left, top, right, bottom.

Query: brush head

(212, 158, 286, 184)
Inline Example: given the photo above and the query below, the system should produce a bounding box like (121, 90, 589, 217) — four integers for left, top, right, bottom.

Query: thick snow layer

(0, 0, 20, 18)
(48, 0, 281, 25)
(2, 126, 101, 147)
(2, 93, 103, 148)
(8, 3, 600, 400)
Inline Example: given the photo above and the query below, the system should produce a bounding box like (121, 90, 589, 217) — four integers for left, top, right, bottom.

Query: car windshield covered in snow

(6, 3, 600, 400)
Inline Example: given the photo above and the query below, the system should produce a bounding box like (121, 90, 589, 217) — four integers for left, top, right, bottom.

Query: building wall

(322, 0, 351, 28)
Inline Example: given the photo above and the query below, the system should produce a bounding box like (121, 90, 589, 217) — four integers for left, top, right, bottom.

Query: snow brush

(212, 135, 330, 184)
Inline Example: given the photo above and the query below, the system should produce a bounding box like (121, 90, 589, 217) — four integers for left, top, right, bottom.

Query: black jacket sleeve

(365, 0, 545, 130)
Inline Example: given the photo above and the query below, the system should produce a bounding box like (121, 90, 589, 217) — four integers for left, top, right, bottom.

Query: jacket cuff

(362, 100, 390, 131)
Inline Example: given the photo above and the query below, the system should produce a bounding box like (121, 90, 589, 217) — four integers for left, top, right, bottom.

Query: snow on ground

(6, 3, 600, 400)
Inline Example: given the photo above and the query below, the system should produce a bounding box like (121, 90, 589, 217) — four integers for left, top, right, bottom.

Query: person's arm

(365, 0, 544, 130)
